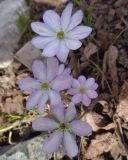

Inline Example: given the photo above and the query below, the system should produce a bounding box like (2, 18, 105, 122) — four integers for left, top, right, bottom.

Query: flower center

(60, 122, 70, 131)
(41, 83, 49, 90)
(79, 87, 86, 94)
(57, 31, 65, 39)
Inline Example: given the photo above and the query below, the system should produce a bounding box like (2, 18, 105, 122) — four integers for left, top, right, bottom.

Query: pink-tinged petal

(43, 10, 61, 32)
(63, 67, 71, 75)
(67, 25, 92, 40)
(78, 76, 86, 86)
(61, 3, 73, 31)
(82, 94, 91, 106)
(87, 90, 98, 99)
(65, 102, 76, 122)
(68, 88, 78, 95)
(51, 103, 65, 122)
(63, 131, 78, 157)
(42, 39, 60, 57)
(70, 120, 92, 137)
(31, 22, 55, 36)
(31, 36, 55, 49)
(72, 94, 82, 104)
(85, 78, 95, 88)
(65, 39, 82, 50)
(67, 10, 83, 32)
(72, 79, 80, 88)
(56, 40, 69, 63)
(46, 57, 59, 82)
(50, 74, 72, 91)
(32, 117, 59, 131)
(90, 83, 98, 90)
(32, 60, 47, 82)
(38, 94, 48, 114)
(43, 131, 63, 154)
(26, 90, 42, 110)
(17, 77, 40, 93)
(49, 90, 61, 105)
(57, 64, 65, 75)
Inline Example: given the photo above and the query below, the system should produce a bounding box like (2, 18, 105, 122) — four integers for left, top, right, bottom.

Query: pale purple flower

(32, 102, 92, 157)
(68, 76, 98, 106)
(31, 3, 92, 62)
(17, 57, 72, 114)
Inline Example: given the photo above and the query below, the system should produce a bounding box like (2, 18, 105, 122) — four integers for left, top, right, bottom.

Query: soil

(0, 0, 128, 159)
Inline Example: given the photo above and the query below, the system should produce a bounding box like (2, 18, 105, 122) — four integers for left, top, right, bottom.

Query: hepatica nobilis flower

(32, 102, 92, 157)
(31, 3, 92, 62)
(68, 76, 98, 106)
(17, 57, 72, 113)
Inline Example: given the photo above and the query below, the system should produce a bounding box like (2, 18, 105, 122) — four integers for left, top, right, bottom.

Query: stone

(15, 41, 42, 70)
(0, 0, 29, 68)
(0, 135, 65, 160)
(34, 0, 68, 7)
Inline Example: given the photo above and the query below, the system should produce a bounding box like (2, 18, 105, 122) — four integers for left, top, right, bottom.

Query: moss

(16, 13, 33, 46)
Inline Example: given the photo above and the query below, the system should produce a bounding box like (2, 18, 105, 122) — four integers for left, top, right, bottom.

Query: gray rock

(15, 41, 42, 70)
(34, 0, 68, 7)
(0, 135, 65, 160)
(0, 0, 29, 68)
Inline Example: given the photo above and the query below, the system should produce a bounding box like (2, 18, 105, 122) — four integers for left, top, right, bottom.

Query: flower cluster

(17, 3, 98, 158)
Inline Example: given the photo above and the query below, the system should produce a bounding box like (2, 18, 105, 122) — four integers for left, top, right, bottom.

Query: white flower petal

(67, 25, 92, 40)
(43, 10, 61, 32)
(70, 120, 92, 137)
(26, 90, 42, 110)
(78, 76, 86, 86)
(65, 102, 76, 122)
(31, 36, 56, 49)
(56, 40, 69, 62)
(49, 90, 61, 105)
(67, 10, 83, 32)
(65, 39, 82, 50)
(61, 3, 73, 31)
(87, 90, 98, 99)
(46, 57, 59, 82)
(38, 94, 48, 114)
(63, 131, 78, 157)
(31, 22, 55, 36)
(32, 117, 59, 131)
(85, 78, 95, 88)
(51, 103, 65, 122)
(82, 94, 91, 106)
(42, 39, 60, 57)
(43, 131, 63, 154)
(17, 77, 40, 93)
(72, 79, 80, 88)
(32, 60, 47, 82)
(72, 94, 82, 104)
(57, 64, 65, 75)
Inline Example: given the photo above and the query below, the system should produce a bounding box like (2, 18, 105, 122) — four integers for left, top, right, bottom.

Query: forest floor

(0, 0, 128, 159)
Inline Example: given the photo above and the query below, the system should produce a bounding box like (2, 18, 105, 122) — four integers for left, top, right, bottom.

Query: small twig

(8, 131, 15, 144)
(0, 121, 20, 133)
(112, 26, 128, 45)
(70, 52, 80, 77)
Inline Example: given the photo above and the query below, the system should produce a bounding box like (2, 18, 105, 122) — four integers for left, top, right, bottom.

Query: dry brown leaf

(1, 97, 24, 114)
(85, 112, 115, 132)
(96, 31, 110, 50)
(81, 42, 97, 61)
(117, 81, 128, 122)
(107, 45, 119, 98)
(84, 133, 124, 160)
